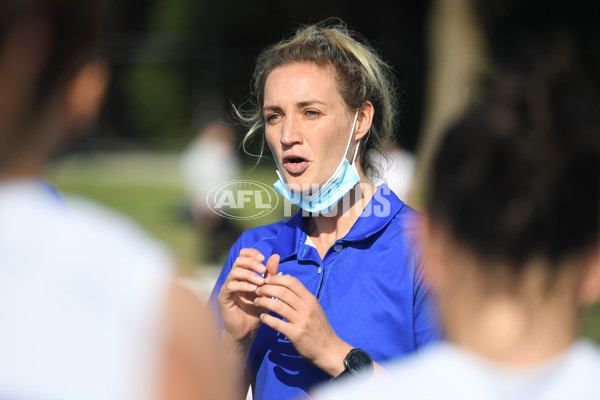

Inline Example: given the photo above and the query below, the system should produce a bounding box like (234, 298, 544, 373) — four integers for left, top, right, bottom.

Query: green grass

(581, 302, 600, 343)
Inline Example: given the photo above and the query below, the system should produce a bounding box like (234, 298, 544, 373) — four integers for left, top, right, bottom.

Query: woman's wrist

(313, 339, 354, 377)
(219, 330, 254, 393)
(221, 329, 255, 358)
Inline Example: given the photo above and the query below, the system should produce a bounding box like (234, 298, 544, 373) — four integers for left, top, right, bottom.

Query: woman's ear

(355, 100, 374, 141)
(64, 60, 110, 135)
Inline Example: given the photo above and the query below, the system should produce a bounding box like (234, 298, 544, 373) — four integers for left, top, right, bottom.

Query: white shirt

(0, 179, 173, 400)
(370, 147, 416, 201)
(312, 339, 600, 400)
(181, 134, 241, 218)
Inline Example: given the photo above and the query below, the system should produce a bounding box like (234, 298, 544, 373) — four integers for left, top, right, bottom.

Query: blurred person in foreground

(0, 1, 227, 399)
(209, 19, 442, 400)
(312, 4, 600, 399)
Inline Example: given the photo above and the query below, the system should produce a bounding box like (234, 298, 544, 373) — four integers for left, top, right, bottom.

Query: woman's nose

(280, 115, 302, 146)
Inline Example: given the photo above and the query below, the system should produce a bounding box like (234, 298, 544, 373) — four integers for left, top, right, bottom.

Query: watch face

(346, 349, 374, 378)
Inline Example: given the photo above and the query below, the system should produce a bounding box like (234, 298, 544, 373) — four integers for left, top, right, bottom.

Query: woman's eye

(265, 114, 280, 124)
(305, 110, 320, 118)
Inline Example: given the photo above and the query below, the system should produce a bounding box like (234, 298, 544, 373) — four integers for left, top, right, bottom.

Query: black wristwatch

(331, 348, 374, 382)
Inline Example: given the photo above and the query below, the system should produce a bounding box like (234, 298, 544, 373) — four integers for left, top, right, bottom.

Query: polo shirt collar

(341, 183, 404, 242)
(272, 211, 306, 262)
(272, 184, 404, 262)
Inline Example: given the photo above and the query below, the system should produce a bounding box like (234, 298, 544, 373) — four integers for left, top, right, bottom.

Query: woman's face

(263, 62, 358, 189)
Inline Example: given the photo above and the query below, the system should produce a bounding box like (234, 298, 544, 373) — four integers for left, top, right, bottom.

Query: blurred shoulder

(62, 193, 172, 265)
(310, 343, 458, 400)
(313, 340, 600, 400)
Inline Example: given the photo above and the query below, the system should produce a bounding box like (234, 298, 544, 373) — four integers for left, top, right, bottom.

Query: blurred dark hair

(427, 2, 600, 271)
(0, 0, 108, 112)
(475, 0, 600, 83)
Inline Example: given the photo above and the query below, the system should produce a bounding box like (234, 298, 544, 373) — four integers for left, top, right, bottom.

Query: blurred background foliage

(81, 0, 431, 152)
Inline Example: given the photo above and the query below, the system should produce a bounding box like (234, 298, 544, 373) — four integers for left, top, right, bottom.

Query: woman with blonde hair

(209, 19, 442, 400)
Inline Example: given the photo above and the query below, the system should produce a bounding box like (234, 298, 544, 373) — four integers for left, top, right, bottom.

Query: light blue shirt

(209, 184, 442, 400)
(312, 340, 600, 400)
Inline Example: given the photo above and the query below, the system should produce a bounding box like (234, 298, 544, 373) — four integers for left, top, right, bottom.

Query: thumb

(265, 254, 280, 278)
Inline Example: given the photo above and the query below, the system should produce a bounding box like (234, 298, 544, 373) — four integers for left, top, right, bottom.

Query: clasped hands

(218, 248, 351, 376)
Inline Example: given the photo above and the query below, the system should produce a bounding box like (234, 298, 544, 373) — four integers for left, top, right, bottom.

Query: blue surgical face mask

(273, 110, 361, 214)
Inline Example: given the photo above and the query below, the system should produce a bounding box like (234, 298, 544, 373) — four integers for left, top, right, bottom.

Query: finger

(223, 280, 259, 294)
(265, 254, 280, 278)
(240, 292, 259, 306)
(232, 256, 266, 274)
(259, 312, 291, 338)
(255, 284, 302, 311)
(228, 267, 266, 286)
(254, 296, 296, 320)
(239, 248, 265, 263)
(264, 274, 311, 301)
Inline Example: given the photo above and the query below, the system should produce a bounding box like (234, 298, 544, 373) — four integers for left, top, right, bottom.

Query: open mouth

(282, 155, 309, 175)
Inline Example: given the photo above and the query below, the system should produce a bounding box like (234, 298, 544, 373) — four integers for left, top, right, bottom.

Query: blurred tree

(408, 0, 485, 209)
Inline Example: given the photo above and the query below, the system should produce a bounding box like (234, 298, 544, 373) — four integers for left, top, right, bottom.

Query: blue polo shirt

(209, 184, 442, 400)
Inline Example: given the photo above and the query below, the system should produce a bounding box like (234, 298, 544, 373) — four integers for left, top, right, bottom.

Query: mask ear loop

(349, 108, 361, 166)
(354, 126, 373, 165)
(351, 138, 361, 165)
(275, 169, 286, 184)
